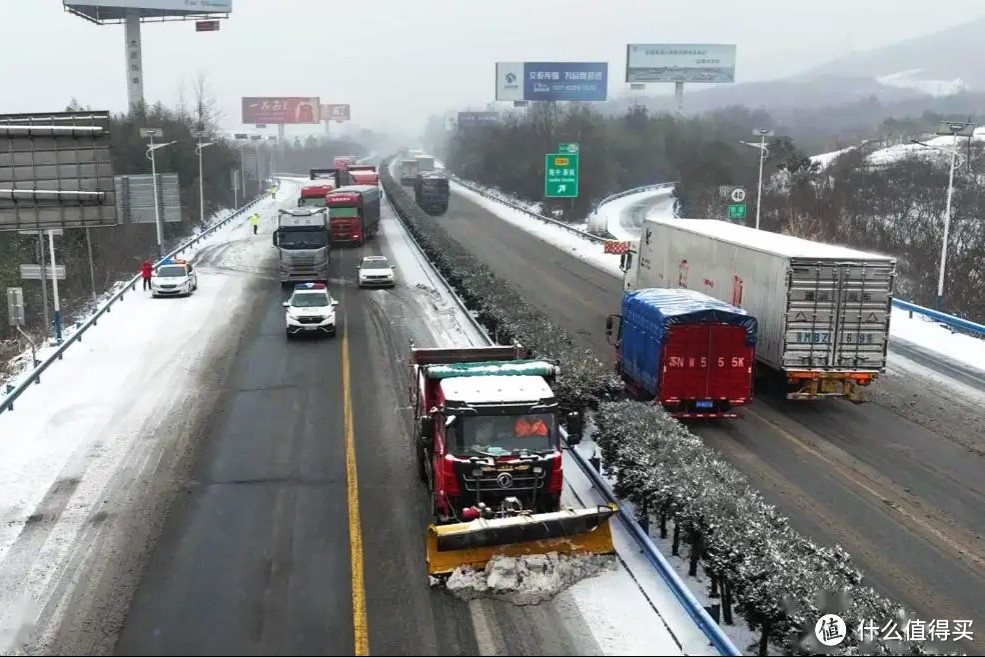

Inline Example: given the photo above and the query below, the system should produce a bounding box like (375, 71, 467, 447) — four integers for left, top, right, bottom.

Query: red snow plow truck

(410, 343, 616, 578)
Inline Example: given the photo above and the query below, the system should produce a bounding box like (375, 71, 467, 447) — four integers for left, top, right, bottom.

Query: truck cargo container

(347, 164, 379, 188)
(415, 155, 435, 174)
(606, 288, 757, 418)
(399, 159, 419, 185)
(325, 185, 381, 246)
(620, 217, 896, 401)
(414, 171, 450, 216)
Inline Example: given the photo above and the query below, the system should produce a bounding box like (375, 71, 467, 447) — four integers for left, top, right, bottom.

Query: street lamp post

(912, 120, 976, 309)
(741, 129, 774, 230)
(141, 128, 177, 259)
(193, 130, 215, 227)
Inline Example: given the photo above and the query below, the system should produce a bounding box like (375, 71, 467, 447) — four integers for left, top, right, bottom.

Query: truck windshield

(329, 206, 359, 218)
(279, 230, 328, 249)
(452, 413, 555, 457)
(299, 196, 327, 207)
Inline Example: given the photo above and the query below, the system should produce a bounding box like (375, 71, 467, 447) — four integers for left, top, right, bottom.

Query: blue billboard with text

(496, 62, 608, 102)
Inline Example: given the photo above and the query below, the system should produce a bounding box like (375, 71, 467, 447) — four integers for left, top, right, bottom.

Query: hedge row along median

(380, 158, 943, 657)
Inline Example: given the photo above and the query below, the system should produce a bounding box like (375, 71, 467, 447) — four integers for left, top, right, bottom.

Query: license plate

(695, 400, 714, 409)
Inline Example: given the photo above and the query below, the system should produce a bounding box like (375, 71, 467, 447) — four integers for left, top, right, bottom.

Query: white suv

(151, 260, 197, 297)
(283, 283, 339, 338)
(357, 255, 395, 288)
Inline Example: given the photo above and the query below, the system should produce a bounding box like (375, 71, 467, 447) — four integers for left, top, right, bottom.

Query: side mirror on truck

(605, 314, 621, 345)
(272, 229, 279, 247)
(565, 411, 584, 445)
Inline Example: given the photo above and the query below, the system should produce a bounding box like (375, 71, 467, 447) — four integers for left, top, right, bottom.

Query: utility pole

(193, 130, 215, 226)
(741, 129, 774, 230)
(141, 128, 176, 259)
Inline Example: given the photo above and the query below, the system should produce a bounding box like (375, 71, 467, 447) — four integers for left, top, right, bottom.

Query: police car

(151, 259, 197, 297)
(283, 282, 339, 338)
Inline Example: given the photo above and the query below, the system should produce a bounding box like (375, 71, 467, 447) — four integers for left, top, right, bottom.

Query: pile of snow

(443, 552, 616, 606)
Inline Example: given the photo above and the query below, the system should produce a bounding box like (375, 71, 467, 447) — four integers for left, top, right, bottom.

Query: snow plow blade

(426, 505, 617, 576)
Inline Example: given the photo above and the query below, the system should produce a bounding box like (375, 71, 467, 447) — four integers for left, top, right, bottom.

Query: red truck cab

(298, 182, 334, 208)
(607, 287, 758, 418)
(325, 185, 381, 246)
(347, 164, 379, 188)
(411, 345, 581, 524)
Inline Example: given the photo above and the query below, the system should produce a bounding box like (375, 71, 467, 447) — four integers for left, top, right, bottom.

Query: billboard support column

(47, 231, 62, 344)
(675, 82, 684, 113)
(124, 10, 144, 113)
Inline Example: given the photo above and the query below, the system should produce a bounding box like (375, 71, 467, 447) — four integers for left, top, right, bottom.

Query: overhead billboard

(625, 44, 736, 84)
(64, 0, 231, 11)
(241, 97, 321, 125)
(495, 62, 608, 102)
(456, 111, 499, 129)
(63, 0, 232, 21)
(321, 104, 350, 122)
(0, 111, 118, 231)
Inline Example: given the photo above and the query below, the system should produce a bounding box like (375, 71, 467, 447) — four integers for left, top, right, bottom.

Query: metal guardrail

(892, 298, 985, 337)
(0, 192, 268, 415)
(449, 175, 609, 244)
(381, 158, 739, 656)
(592, 182, 677, 213)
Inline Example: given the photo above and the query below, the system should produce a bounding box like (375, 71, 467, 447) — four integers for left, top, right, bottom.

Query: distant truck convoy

(273, 208, 331, 285)
(621, 217, 897, 401)
(606, 288, 757, 418)
(399, 158, 419, 185)
(325, 185, 381, 246)
(414, 171, 450, 216)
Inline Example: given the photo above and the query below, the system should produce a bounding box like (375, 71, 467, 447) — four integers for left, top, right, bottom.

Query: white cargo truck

(620, 217, 897, 401)
(399, 159, 419, 185)
(415, 155, 435, 173)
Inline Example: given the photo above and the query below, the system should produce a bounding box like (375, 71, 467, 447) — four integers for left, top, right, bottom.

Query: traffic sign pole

(544, 152, 579, 198)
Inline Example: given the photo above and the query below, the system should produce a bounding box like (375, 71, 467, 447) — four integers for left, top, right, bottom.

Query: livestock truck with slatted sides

(606, 288, 758, 418)
(620, 217, 897, 402)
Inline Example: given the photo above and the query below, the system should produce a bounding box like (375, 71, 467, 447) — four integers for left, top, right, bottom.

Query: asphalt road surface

(114, 211, 602, 655)
(433, 185, 985, 651)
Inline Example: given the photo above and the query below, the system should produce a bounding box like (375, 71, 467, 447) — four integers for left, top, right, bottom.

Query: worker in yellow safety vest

(249, 212, 259, 235)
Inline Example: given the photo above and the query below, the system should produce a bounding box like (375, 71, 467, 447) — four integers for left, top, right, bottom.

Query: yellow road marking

(342, 326, 369, 655)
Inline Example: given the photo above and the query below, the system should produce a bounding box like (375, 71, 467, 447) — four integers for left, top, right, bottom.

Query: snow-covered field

(0, 183, 297, 652)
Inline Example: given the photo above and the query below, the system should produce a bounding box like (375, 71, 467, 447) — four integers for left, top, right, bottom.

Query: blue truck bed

(619, 288, 758, 396)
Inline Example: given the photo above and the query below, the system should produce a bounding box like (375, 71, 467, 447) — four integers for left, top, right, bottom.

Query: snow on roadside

(451, 181, 623, 278)
(0, 187, 299, 652)
(444, 552, 617, 606)
(590, 187, 675, 242)
(0, 197, 271, 399)
(890, 305, 985, 372)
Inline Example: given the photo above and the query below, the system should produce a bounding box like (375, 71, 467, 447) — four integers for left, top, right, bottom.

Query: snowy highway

(0, 178, 699, 655)
(433, 177, 985, 653)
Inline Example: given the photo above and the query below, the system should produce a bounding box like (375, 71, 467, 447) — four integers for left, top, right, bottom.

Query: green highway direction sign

(728, 203, 747, 221)
(545, 152, 579, 198)
(558, 142, 579, 154)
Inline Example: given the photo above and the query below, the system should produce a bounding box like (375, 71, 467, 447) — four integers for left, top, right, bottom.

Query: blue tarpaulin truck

(606, 288, 759, 418)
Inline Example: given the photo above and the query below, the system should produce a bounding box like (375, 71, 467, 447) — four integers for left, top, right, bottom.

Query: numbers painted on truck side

(667, 356, 746, 368)
(842, 332, 876, 344)
(796, 331, 831, 344)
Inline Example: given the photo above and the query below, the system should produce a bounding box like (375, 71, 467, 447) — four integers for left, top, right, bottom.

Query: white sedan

(357, 255, 395, 288)
(151, 261, 197, 297)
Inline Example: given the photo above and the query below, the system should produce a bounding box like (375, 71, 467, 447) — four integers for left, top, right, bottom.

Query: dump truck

(606, 288, 758, 418)
(399, 158, 419, 185)
(413, 171, 450, 216)
(620, 217, 896, 401)
(410, 344, 616, 578)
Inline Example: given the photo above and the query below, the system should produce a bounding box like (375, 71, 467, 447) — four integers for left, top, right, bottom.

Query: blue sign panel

(522, 62, 608, 102)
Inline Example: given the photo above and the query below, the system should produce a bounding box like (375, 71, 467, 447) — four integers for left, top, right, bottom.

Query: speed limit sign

(730, 187, 746, 203)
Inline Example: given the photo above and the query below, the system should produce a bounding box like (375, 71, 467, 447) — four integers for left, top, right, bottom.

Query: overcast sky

(2, 1, 983, 140)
